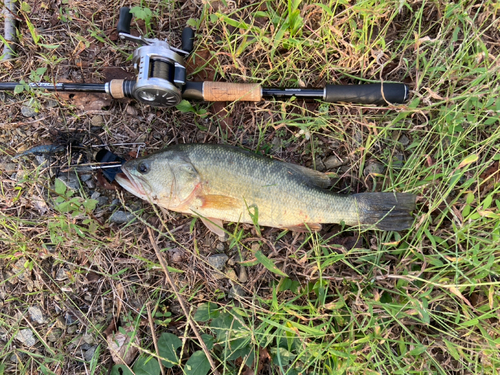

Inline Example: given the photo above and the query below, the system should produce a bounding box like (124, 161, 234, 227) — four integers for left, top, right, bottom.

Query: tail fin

(354, 192, 416, 231)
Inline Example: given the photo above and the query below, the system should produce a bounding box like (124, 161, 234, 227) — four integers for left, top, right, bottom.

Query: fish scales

(116, 144, 416, 232)
(182, 145, 355, 226)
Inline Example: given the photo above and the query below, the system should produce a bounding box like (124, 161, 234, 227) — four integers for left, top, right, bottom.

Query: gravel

(28, 306, 47, 324)
(228, 284, 246, 299)
(207, 254, 228, 280)
(16, 328, 37, 347)
(109, 211, 136, 224)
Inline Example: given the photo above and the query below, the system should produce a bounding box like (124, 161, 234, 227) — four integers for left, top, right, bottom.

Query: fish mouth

(115, 169, 148, 200)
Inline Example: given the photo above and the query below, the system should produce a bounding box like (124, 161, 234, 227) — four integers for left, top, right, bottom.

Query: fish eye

(137, 162, 150, 174)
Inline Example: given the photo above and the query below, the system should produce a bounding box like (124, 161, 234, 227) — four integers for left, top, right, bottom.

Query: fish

(115, 143, 416, 235)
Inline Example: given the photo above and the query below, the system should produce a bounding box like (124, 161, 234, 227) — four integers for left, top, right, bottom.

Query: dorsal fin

(284, 163, 331, 189)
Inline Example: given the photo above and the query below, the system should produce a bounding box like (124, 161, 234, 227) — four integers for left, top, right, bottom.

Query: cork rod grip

(203, 82, 262, 102)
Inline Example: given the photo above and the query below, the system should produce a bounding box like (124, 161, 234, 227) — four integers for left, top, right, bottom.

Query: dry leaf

(107, 325, 140, 365)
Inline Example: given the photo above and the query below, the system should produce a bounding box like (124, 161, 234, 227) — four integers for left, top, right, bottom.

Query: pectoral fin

(200, 194, 240, 210)
(200, 217, 226, 237)
(284, 223, 322, 232)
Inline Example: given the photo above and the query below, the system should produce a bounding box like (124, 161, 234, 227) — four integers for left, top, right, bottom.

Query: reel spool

(116, 7, 193, 107)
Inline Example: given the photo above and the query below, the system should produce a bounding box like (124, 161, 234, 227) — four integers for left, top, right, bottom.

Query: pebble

(398, 135, 410, 146)
(11, 258, 27, 281)
(55, 316, 66, 329)
(82, 333, 95, 345)
(28, 306, 47, 324)
(90, 115, 104, 126)
(55, 268, 68, 281)
(324, 155, 344, 169)
(228, 285, 246, 299)
(47, 329, 61, 342)
(21, 105, 38, 118)
(80, 174, 92, 182)
(0, 326, 8, 341)
(85, 179, 96, 189)
(207, 254, 228, 280)
(363, 161, 385, 176)
(84, 346, 97, 361)
(16, 328, 37, 346)
(126, 106, 138, 116)
(97, 196, 109, 206)
(44, 99, 59, 108)
(216, 242, 225, 252)
(57, 172, 80, 191)
(67, 325, 78, 334)
(109, 211, 136, 224)
(90, 191, 100, 200)
(170, 249, 184, 263)
(238, 266, 248, 283)
(225, 268, 238, 281)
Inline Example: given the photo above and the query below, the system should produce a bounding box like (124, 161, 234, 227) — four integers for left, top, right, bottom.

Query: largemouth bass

(115, 144, 416, 234)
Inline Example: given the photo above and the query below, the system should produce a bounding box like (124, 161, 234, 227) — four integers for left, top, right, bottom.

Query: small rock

(47, 329, 61, 342)
(228, 285, 246, 299)
(67, 325, 78, 334)
(363, 160, 385, 176)
(45, 99, 59, 108)
(55, 268, 68, 281)
(315, 158, 326, 172)
(10, 352, 25, 363)
(0, 326, 8, 341)
(126, 106, 138, 116)
(97, 196, 109, 206)
(28, 306, 47, 324)
(225, 268, 238, 281)
(82, 333, 95, 345)
(80, 174, 92, 182)
(11, 258, 27, 281)
(21, 105, 38, 118)
(238, 266, 248, 283)
(85, 179, 96, 189)
(109, 211, 136, 224)
(16, 329, 37, 347)
(271, 137, 282, 153)
(398, 134, 410, 146)
(324, 155, 345, 169)
(216, 242, 225, 252)
(84, 346, 97, 361)
(0, 162, 17, 173)
(90, 191, 100, 200)
(65, 311, 79, 325)
(110, 198, 120, 209)
(107, 325, 140, 365)
(57, 172, 80, 191)
(170, 249, 184, 263)
(90, 115, 104, 126)
(207, 254, 228, 280)
(55, 316, 66, 329)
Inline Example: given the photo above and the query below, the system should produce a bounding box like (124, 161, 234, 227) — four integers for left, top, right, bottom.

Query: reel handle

(117, 7, 133, 35)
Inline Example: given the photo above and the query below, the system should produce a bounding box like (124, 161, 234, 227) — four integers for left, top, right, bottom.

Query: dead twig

(147, 302, 165, 375)
(147, 227, 220, 375)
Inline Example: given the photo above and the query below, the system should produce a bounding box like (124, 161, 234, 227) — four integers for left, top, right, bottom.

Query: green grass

(1, 0, 500, 374)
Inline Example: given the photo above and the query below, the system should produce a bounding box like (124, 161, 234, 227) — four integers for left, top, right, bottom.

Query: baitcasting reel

(108, 7, 194, 107)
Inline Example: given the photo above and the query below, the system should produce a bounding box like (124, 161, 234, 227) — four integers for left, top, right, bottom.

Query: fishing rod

(0, 7, 409, 107)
